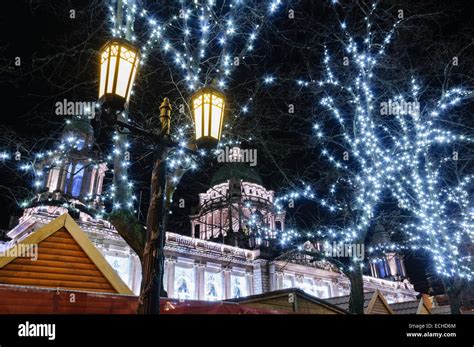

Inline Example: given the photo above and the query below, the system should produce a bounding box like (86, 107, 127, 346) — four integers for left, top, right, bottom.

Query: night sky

(1, 0, 473, 295)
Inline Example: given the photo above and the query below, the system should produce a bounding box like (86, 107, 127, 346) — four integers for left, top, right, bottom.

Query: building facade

(161, 232, 416, 303)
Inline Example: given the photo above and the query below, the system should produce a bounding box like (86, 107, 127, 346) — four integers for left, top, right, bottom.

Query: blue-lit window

(71, 163, 84, 197)
(76, 139, 85, 150)
(377, 260, 387, 278)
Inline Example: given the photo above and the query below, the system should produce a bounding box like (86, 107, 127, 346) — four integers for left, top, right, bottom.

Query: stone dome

(210, 163, 263, 187)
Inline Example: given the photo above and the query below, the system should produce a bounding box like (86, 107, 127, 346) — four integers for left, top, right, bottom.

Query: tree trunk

(443, 277, 463, 314)
(347, 266, 365, 314)
(109, 210, 145, 260)
(137, 150, 167, 314)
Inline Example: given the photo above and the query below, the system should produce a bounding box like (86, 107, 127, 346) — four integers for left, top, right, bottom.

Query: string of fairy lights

(108, 0, 286, 90)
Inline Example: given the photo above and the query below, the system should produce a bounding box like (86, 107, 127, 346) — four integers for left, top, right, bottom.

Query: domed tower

(190, 163, 285, 248)
(369, 224, 408, 282)
(34, 115, 107, 216)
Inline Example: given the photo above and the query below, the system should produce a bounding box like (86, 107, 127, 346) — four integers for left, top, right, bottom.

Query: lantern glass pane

(116, 46, 137, 98)
(106, 45, 119, 94)
(211, 95, 223, 139)
(203, 93, 211, 137)
(193, 97, 203, 140)
(99, 48, 109, 98)
(126, 62, 138, 102)
(106, 57, 117, 94)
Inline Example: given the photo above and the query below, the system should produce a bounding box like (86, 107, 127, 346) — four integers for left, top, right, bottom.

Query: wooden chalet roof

(430, 305, 452, 314)
(325, 289, 394, 314)
(390, 299, 431, 314)
(0, 213, 133, 295)
(226, 288, 348, 314)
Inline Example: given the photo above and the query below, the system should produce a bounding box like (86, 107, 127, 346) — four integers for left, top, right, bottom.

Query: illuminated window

(71, 163, 84, 197)
(204, 271, 222, 301)
(174, 267, 195, 300)
(283, 274, 294, 289)
(231, 275, 247, 298)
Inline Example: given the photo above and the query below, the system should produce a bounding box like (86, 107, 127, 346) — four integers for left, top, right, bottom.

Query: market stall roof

(0, 213, 132, 295)
(226, 288, 348, 314)
(0, 284, 284, 314)
(160, 298, 284, 314)
(390, 299, 431, 314)
(325, 290, 394, 314)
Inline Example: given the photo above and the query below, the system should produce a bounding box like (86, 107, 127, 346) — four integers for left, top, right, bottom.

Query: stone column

(295, 274, 304, 290)
(163, 258, 170, 295)
(329, 279, 339, 298)
(223, 267, 231, 299)
(275, 271, 284, 290)
(386, 253, 398, 277)
(194, 265, 201, 300)
(269, 263, 276, 291)
(88, 168, 97, 196)
(246, 271, 254, 296)
(400, 257, 407, 277)
(369, 262, 376, 278)
(195, 264, 205, 300)
(47, 168, 60, 193)
(57, 163, 67, 192)
(252, 259, 268, 294)
(166, 259, 176, 298)
(96, 164, 106, 195)
(80, 165, 90, 198)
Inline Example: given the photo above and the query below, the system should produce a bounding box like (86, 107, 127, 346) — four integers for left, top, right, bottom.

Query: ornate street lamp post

(98, 39, 226, 313)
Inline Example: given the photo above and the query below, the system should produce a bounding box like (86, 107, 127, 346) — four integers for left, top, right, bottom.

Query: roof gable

(366, 290, 394, 314)
(390, 299, 431, 314)
(325, 290, 394, 314)
(0, 213, 132, 295)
